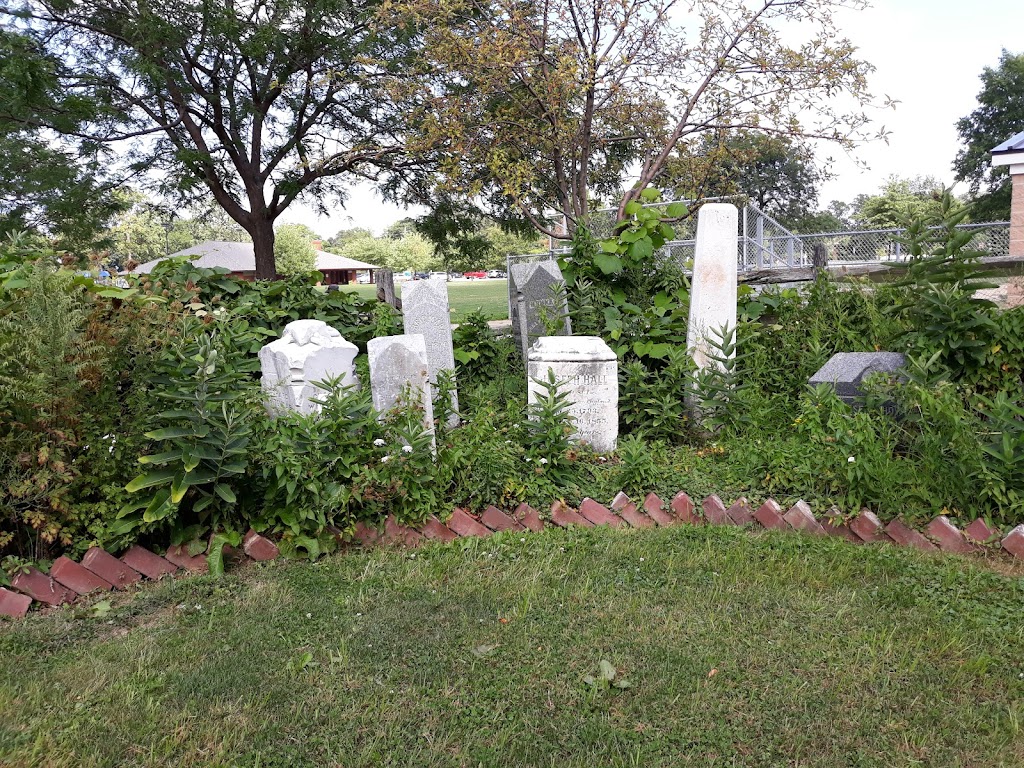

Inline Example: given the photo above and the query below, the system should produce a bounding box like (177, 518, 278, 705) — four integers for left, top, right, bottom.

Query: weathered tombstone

(259, 319, 359, 415)
(367, 334, 435, 444)
(527, 336, 618, 453)
(686, 203, 738, 371)
(402, 278, 459, 426)
(509, 260, 572, 360)
(808, 352, 907, 411)
(375, 268, 402, 311)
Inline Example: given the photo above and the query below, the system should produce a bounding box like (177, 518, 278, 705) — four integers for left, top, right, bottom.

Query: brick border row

(3, 494, 1023, 619)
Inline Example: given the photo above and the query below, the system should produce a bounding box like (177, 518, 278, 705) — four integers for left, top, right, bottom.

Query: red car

(463, 270, 487, 279)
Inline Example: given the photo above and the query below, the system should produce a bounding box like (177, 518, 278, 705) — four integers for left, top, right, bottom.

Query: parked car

(413, 272, 431, 280)
(487, 269, 507, 278)
(463, 270, 487, 279)
(356, 273, 371, 284)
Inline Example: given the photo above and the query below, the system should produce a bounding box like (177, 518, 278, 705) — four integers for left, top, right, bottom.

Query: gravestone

(509, 260, 572, 360)
(367, 334, 436, 445)
(808, 352, 907, 410)
(686, 203, 738, 371)
(259, 319, 358, 415)
(402, 278, 459, 426)
(527, 336, 618, 453)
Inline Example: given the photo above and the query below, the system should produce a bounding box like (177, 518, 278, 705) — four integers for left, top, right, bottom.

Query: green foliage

(664, 130, 826, 229)
(689, 325, 755, 434)
(891, 191, 1017, 394)
(119, 323, 258, 542)
(251, 378, 383, 547)
(954, 49, 1024, 221)
(561, 191, 690, 366)
(274, 224, 317, 276)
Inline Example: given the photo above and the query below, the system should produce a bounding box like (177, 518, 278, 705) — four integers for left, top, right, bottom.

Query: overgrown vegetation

(2, 188, 1023, 576)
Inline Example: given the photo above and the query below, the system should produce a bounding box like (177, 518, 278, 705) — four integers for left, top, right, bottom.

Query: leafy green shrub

(118, 320, 260, 544)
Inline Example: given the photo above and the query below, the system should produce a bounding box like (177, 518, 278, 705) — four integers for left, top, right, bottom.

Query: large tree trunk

(250, 217, 278, 280)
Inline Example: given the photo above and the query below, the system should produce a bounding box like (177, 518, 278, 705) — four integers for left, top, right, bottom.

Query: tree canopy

(954, 49, 1024, 222)
(273, 224, 317, 276)
(662, 131, 827, 230)
(386, 0, 882, 237)
(851, 176, 959, 230)
(0, 29, 123, 250)
(7, 0, 419, 277)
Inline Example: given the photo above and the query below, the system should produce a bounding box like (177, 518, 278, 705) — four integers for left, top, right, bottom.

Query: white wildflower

(381, 455, 390, 463)
(847, 456, 856, 463)
(373, 438, 386, 447)
(539, 458, 548, 465)
(402, 445, 413, 454)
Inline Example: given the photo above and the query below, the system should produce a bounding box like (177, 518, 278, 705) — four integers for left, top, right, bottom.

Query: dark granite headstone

(808, 352, 906, 409)
(509, 260, 572, 360)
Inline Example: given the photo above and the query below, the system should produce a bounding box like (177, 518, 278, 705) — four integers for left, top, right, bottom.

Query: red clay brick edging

(5, 500, 1024, 620)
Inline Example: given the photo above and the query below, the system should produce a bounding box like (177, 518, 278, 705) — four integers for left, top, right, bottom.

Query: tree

(388, 0, 881, 238)
(10, 0, 418, 278)
(662, 131, 827, 229)
(274, 224, 317, 276)
(480, 225, 547, 270)
(852, 176, 959, 230)
(954, 50, 1024, 222)
(0, 29, 123, 250)
(326, 228, 374, 252)
(106, 191, 167, 267)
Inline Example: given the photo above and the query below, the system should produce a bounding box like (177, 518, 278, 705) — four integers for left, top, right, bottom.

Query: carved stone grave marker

(402, 278, 459, 426)
(509, 260, 572, 360)
(259, 319, 358, 415)
(527, 336, 618, 453)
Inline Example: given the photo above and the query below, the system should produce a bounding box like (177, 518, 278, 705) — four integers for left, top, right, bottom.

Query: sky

(279, 0, 1024, 238)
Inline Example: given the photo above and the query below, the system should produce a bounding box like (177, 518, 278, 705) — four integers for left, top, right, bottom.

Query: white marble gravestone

(527, 336, 618, 453)
(402, 278, 459, 426)
(686, 203, 738, 371)
(509, 260, 572, 360)
(367, 334, 435, 443)
(259, 319, 358, 415)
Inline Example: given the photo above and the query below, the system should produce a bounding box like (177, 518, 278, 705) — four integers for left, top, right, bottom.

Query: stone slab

(808, 352, 906, 409)
(50, 556, 113, 595)
(527, 336, 618, 453)
(260, 319, 359, 415)
(402, 278, 459, 426)
(687, 204, 738, 372)
(509, 260, 571, 359)
(368, 334, 436, 444)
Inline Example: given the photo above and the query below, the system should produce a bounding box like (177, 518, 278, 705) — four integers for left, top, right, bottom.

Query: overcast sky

(280, 0, 1024, 237)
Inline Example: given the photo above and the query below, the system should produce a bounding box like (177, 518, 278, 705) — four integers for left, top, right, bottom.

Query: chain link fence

(510, 199, 1011, 276)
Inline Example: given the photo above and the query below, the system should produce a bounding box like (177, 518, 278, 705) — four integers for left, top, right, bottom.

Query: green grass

(2, 526, 1023, 767)
(339, 279, 509, 321)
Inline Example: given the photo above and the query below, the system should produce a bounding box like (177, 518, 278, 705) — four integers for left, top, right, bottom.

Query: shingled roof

(131, 240, 380, 274)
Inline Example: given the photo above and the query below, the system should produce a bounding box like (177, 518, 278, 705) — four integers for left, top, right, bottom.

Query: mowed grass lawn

(340, 278, 509, 321)
(2, 525, 1023, 767)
